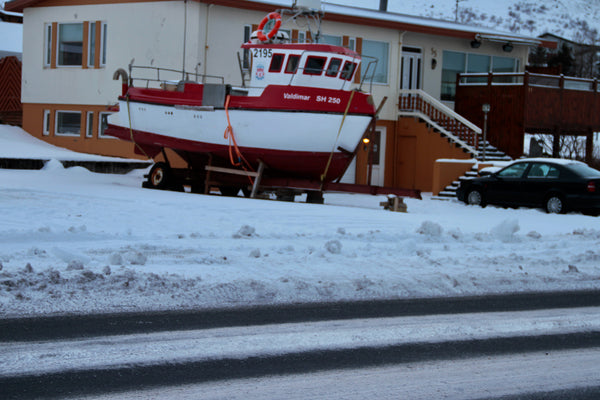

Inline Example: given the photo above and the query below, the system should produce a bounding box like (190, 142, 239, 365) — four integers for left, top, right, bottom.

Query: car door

(486, 162, 529, 205)
(522, 162, 561, 206)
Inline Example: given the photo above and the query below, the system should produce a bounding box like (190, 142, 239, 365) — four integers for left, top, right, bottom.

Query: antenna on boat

(280, 0, 324, 43)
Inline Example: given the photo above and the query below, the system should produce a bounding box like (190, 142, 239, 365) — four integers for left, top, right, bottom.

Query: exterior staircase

(398, 89, 482, 157)
(436, 141, 512, 200)
(397, 90, 513, 199)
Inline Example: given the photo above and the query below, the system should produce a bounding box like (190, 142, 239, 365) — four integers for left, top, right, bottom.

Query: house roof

(5, 0, 557, 49)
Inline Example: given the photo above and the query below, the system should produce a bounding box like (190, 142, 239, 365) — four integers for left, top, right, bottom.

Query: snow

(1, 125, 600, 317)
(0, 125, 145, 162)
(324, 0, 600, 43)
(0, 20, 22, 54)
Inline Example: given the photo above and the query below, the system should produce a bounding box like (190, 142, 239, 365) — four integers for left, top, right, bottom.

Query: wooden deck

(454, 72, 599, 159)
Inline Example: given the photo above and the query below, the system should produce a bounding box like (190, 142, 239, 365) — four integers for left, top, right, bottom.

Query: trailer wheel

(306, 191, 324, 204)
(145, 162, 172, 190)
(220, 186, 240, 197)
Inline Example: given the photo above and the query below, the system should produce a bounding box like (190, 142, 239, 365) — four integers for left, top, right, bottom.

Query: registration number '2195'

(253, 48, 273, 58)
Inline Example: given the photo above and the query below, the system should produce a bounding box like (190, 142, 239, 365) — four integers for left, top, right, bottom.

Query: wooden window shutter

(354, 37, 362, 84)
(82, 21, 89, 69)
(94, 21, 102, 68)
(51, 22, 58, 69)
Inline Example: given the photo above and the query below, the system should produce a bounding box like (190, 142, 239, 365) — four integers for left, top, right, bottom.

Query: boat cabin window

(340, 61, 357, 81)
(326, 58, 342, 77)
(285, 55, 300, 74)
(304, 56, 327, 75)
(269, 53, 285, 73)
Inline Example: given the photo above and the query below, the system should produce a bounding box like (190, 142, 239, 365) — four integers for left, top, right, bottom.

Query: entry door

(400, 47, 422, 90)
(369, 129, 386, 186)
(396, 135, 417, 189)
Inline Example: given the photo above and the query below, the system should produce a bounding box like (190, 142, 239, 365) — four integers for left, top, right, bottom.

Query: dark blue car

(456, 158, 600, 214)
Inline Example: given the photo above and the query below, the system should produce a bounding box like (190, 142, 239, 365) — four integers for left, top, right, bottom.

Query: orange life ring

(256, 12, 282, 42)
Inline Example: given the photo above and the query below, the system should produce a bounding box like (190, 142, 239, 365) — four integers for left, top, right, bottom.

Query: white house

(5, 0, 553, 191)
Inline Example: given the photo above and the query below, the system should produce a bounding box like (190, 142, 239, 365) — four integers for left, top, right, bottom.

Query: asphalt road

(2, 290, 600, 399)
(2, 290, 600, 342)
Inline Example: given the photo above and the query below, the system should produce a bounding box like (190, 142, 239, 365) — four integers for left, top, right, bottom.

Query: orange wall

(388, 117, 472, 192)
(22, 103, 147, 160)
(432, 161, 495, 196)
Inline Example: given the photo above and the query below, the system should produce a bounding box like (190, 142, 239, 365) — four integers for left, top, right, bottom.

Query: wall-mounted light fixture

(362, 137, 370, 151)
(502, 42, 513, 52)
(470, 40, 481, 49)
(431, 58, 437, 70)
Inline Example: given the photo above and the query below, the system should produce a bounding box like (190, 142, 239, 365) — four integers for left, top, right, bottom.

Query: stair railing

(398, 89, 481, 157)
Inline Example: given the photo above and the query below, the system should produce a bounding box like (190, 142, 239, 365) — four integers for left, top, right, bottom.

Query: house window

(98, 112, 112, 138)
(101, 23, 107, 66)
(44, 24, 52, 67)
(298, 31, 306, 43)
(347, 37, 356, 51)
(320, 34, 342, 46)
(243, 25, 251, 70)
(362, 39, 389, 84)
(442, 50, 519, 100)
(55, 111, 81, 136)
(304, 56, 327, 75)
(88, 23, 96, 67)
(58, 23, 84, 66)
(86, 111, 94, 138)
(88, 22, 108, 67)
(43, 110, 51, 136)
(493, 56, 518, 73)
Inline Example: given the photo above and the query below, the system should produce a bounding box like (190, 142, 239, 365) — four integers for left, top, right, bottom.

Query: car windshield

(567, 163, 600, 178)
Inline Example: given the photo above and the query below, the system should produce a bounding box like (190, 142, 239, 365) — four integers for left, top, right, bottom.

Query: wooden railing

(457, 72, 600, 133)
(455, 72, 600, 158)
(398, 89, 481, 156)
(458, 72, 599, 92)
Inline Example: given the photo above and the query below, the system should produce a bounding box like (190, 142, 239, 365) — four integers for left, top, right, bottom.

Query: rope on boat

(223, 95, 255, 181)
(126, 94, 151, 159)
(320, 89, 356, 186)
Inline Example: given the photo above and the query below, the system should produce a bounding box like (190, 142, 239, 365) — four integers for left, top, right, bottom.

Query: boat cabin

(241, 42, 361, 91)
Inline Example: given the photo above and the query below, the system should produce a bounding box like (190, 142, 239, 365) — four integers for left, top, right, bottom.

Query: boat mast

(280, 0, 324, 43)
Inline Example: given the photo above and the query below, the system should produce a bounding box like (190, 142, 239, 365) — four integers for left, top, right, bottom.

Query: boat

(104, 3, 378, 195)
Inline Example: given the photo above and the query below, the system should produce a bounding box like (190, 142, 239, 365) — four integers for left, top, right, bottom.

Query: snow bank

(1, 126, 599, 317)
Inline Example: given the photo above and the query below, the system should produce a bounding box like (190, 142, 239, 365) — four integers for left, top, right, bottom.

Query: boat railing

(128, 64, 224, 89)
(358, 56, 378, 94)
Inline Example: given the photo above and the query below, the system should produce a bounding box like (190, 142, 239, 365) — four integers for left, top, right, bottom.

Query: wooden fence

(0, 56, 22, 126)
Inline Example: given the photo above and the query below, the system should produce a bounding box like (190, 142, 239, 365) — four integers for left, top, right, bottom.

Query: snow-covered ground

(1, 126, 599, 318)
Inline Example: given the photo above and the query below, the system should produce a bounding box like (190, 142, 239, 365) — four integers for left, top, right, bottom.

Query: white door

(400, 47, 422, 90)
(369, 128, 386, 187)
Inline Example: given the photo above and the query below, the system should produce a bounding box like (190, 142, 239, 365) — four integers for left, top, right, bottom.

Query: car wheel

(466, 189, 486, 207)
(545, 194, 566, 214)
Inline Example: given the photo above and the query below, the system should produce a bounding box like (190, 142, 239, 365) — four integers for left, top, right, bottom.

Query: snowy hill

(327, 0, 600, 43)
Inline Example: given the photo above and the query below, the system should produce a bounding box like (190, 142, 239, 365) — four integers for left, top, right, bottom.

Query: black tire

(147, 162, 172, 190)
(465, 188, 486, 207)
(545, 194, 566, 214)
(306, 191, 324, 204)
(220, 186, 240, 197)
